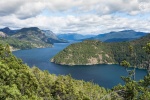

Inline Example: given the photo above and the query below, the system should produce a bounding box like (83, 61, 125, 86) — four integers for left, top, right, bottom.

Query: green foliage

(120, 60, 130, 68)
(113, 74, 150, 100)
(143, 42, 150, 54)
(1, 41, 150, 99)
(2, 37, 52, 50)
(51, 40, 115, 65)
(52, 34, 150, 70)
(0, 44, 111, 100)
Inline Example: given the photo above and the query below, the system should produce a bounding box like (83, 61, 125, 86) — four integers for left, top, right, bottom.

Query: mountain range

(0, 27, 149, 50)
(57, 33, 95, 41)
(83, 30, 148, 42)
(0, 27, 67, 50)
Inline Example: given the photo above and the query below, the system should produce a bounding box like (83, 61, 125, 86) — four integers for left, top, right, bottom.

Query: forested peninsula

(51, 34, 150, 70)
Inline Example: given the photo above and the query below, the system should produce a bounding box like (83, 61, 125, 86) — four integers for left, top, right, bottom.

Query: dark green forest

(51, 40, 115, 65)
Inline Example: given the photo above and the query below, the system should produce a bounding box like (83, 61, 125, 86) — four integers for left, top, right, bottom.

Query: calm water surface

(13, 42, 147, 88)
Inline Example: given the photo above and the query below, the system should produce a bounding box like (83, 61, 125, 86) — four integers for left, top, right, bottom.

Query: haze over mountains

(57, 33, 95, 41)
(83, 30, 148, 42)
(56, 30, 148, 42)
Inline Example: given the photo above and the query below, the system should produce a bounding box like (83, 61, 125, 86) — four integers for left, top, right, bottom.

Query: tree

(143, 42, 150, 72)
(128, 45, 136, 80)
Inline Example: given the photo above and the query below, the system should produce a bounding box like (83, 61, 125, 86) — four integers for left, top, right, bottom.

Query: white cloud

(0, 0, 150, 34)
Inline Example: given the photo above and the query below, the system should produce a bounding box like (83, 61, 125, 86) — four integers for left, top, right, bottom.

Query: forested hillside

(1, 42, 150, 99)
(0, 44, 111, 100)
(0, 27, 68, 50)
(51, 34, 150, 69)
(51, 40, 115, 65)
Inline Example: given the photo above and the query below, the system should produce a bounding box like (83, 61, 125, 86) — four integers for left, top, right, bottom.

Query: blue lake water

(13, 42, 147, 88)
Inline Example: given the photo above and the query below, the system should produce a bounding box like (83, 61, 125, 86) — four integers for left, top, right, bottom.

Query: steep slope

(0, 27, 69, 50)
(51, 34, 150, 69)
(109, 33, 150, 68)
(11, 27, 52, 48)
(42, 30, 68, 43)
(84, 30, 147, 42)
(0, 27, 68, 49)
(42, 30, 58, 39)
(51, 40, 115, 65)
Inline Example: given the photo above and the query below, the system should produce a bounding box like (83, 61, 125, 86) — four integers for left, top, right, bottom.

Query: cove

(13, 42, 147, 88)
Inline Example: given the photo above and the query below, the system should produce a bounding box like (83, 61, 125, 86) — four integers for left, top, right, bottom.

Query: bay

(13, 42, 147, 88)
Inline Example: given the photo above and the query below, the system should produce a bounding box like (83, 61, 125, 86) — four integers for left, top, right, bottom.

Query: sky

(0, 0, 150, 35)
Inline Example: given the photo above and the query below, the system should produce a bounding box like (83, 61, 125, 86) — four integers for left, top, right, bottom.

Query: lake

(13, 42, 147, 88)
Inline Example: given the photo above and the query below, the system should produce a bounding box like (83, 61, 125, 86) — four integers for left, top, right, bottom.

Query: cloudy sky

(0, 0, 150, 34)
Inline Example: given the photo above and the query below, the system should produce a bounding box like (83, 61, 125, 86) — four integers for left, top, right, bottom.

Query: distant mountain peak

(20, 27, 40, 31)
(0, 27, 17, 35)
(120, 30, 135, 32)
(3, 27, 10, 30)
(17, 27, 42, 34)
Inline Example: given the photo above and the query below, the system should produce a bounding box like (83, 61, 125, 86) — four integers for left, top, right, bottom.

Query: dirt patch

(88, 57, 98, 65)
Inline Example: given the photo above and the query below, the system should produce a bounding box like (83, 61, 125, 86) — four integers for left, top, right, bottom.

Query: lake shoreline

(13, 42, 147, 89)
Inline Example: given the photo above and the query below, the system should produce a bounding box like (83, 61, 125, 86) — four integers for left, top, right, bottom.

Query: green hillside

(51, 34, 150, 69)
(0, 27, 52, 50)
(51, 40, 115, 65)
(0, 27, 68, 50)
(11, 27, 52, 49)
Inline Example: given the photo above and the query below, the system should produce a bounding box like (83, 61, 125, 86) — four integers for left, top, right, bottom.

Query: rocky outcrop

(0, 31, 7, 37)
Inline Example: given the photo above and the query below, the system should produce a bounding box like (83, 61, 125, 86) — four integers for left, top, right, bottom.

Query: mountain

(51, 40, 115, 65)
(0, 27, 18, 35)
(42, 30, 58, 40)
(57, 33, 95, 40)
(42, 30, 68, 44)
(84, 30, 147, 42)
(51, 34, 150, 69)
(0, 27, 52, 50)
(11, 27, 52, 48)
(104, 38, 135, 42)
(0, 27, 68, 50)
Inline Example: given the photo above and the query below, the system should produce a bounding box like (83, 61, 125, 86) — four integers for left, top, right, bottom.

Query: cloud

(1, 0, 149, 18)
(0, 0, 150, 34)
